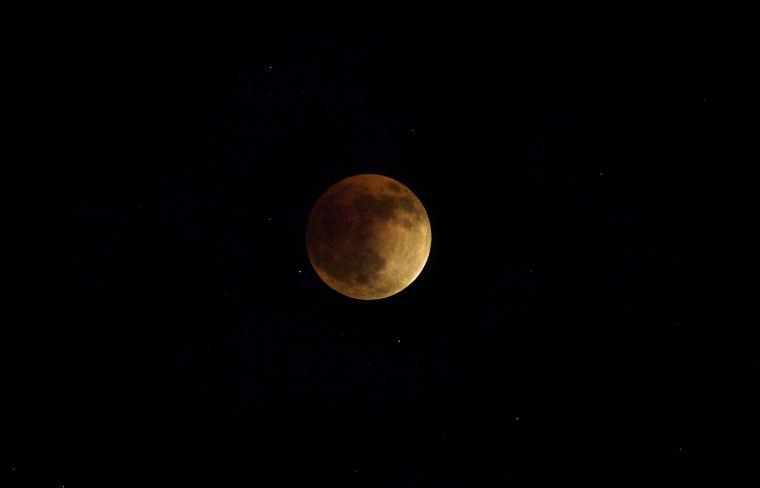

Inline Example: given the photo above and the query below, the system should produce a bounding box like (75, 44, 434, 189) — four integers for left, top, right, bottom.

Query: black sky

(5, 18, 759, 486)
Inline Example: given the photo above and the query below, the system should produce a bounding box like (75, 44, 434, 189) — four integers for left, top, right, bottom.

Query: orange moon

(305, 174, 432, 300)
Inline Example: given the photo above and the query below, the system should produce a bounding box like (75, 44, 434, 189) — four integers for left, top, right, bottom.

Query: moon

(305, 173, 432, 300)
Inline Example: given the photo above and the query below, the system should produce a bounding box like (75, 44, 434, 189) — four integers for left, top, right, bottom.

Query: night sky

(6, 18, 758, 486)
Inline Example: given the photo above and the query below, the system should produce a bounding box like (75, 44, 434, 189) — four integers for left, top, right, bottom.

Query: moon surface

(305, 174, 432, 300)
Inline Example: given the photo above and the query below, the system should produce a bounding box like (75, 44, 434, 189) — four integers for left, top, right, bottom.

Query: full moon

(305, 174, 432, 300)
